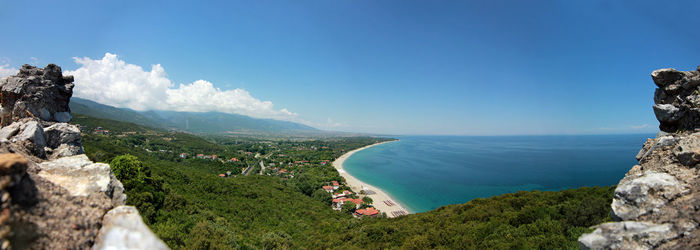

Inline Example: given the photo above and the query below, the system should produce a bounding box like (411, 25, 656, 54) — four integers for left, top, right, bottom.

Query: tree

(312, 189, 333, 205)
(110, 154, 146, 188)
(341, 202, 356, 214)
(261, 231, 295, 250)
(362, 196, 373, 204)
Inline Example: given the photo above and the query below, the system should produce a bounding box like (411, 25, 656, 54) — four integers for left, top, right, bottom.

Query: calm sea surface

(343, 134, 654, 213)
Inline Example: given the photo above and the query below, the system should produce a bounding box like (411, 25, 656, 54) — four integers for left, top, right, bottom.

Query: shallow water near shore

(343, 134, 655, 213)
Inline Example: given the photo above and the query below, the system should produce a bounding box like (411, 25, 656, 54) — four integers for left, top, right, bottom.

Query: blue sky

(1, 0, 699, 135)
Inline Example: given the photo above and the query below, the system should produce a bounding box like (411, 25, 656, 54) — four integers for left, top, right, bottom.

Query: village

(80, 122, 388, 218)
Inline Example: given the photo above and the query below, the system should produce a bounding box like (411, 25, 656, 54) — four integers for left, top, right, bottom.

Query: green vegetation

(325, 186, 614, 249)
(75, 114, 615, 249)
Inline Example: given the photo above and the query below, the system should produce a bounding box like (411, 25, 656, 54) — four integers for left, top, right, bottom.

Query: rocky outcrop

(0, 64, 165, 249)
(93, 206, 168, 250)
(579, 67, 700, 249)
(0, 64, 74, 126)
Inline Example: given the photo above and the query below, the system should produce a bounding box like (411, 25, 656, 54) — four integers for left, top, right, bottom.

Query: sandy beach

(333, 140, 411, 218)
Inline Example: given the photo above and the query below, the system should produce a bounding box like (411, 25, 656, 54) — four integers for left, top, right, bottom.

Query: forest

(75, 114, 614, 249)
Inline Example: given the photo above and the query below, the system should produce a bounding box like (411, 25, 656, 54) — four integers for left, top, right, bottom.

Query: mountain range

(69, 97, 322, 135)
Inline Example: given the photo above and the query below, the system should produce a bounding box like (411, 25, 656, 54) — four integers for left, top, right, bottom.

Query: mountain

(69, 98, 170, 129)
(69, 97, 319, 135)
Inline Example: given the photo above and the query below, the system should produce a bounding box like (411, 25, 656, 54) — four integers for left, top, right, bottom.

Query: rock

(0, 64, 73, 125)
(675, 149, 700, 166)
(656, 135, 677, 146)
(611, 171, 687, 221)
(579, 221, 681, 249)
(653, 104, 681, 123)
(43, 123, 81, 148)
(581, 66, 700, 249)
(38, 154, 116, 198)
(0, 154, 27, 176)
(49, 144, 83, 159)
(12, 121, 45, 157)
(0, 123, 20, 141)
(651, 68, 684, 88)
(107, 173, 126, 206)
(0, 64, 155, 249)
(53, 112, 71, 123)
(93, 206, 169, 250)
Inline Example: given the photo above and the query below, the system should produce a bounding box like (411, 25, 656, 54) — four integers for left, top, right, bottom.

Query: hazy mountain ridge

(70, 97, 319, 134)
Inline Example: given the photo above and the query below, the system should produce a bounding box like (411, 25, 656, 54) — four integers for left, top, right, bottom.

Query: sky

(1, 0, 699, 135)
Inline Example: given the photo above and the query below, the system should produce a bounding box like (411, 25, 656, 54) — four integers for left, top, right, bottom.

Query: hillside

(70, 97, 319, 135)
(76, 114, 615, 249)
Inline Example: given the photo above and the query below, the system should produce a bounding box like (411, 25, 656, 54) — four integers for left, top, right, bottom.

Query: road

(243, 151, 276, 176)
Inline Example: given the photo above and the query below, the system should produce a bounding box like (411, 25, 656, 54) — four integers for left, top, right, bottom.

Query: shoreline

(333, 139, 412, 218)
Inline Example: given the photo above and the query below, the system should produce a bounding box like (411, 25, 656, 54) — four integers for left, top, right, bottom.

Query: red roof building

(322, 186, 334, 192)
(218, 174, 226, 177)
(355, 207, 380, 217)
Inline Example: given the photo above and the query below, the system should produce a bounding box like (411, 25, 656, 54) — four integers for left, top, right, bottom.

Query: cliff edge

(0, 64, 167, 249)
(579, 67, 700, 249)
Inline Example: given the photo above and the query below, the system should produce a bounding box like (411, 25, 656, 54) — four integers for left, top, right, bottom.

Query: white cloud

(630, 124, 650, 129)
(0, 64, 18, 79)
(66, 53, 302, 122)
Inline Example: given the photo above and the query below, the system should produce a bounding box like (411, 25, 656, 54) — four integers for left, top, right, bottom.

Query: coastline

(333, 139, 411, 218)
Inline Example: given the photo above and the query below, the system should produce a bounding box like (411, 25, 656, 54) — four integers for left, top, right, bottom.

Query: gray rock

(653, 104, 681, 123)
(611, 171, 687, 221)
(44, 123, 81, 148)
(12, 120, 46, 156)
(579, 221, 681, 250)
(38, 154, 114, 197)
(656, 136, 677, 147)
(39, 108, 50, 120)
(49, 143, 84, 159)
(108, 172, 126, 206)
(53, 112, 71, 123)
(0, 64, 73, 125)
(93, 206, 169, 250)
(0, 122, 21, 140)
(651, 68, 684, 88)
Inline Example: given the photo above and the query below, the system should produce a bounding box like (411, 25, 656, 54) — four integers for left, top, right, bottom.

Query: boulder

(43, 123, 81, 148)
(0, 64, 73, 125)
(579, 221, 681, 250)
(38, 154, 123, 202)
(0, 64, 156, 249)
(54, 112, 71, 123)
(0, 122, 20, 141)
(653, 104, 681, 123)
(580, 66, 700, 249)
(611, 171, 688, 221)
(651, 68, 685, 88)
(12, 121, 45, 157)
(93, 206, 169, 250)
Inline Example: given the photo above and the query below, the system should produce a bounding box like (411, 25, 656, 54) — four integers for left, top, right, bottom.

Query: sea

(342, 134, 655, 213)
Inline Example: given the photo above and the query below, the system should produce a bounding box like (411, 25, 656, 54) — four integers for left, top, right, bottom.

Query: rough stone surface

(579, 222, 682, 250)
(611, 171, 688, 221)
(0, 123, 20, 141)
(93, 206, 168, 250)
(580, 66, 700, 249)
(12, 120, 45, 157)
(54, 111, 71, 123)
(38, 154, 114, 197)
(0, 64, 74, 126)
(650, 67, 700, 132)
(0, 64, 164, 249)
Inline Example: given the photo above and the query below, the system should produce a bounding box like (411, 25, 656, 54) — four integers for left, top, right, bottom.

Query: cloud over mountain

(65, 53, 300, 121)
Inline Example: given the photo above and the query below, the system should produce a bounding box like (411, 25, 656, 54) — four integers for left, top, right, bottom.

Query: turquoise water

(343, 134, 654, 213)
